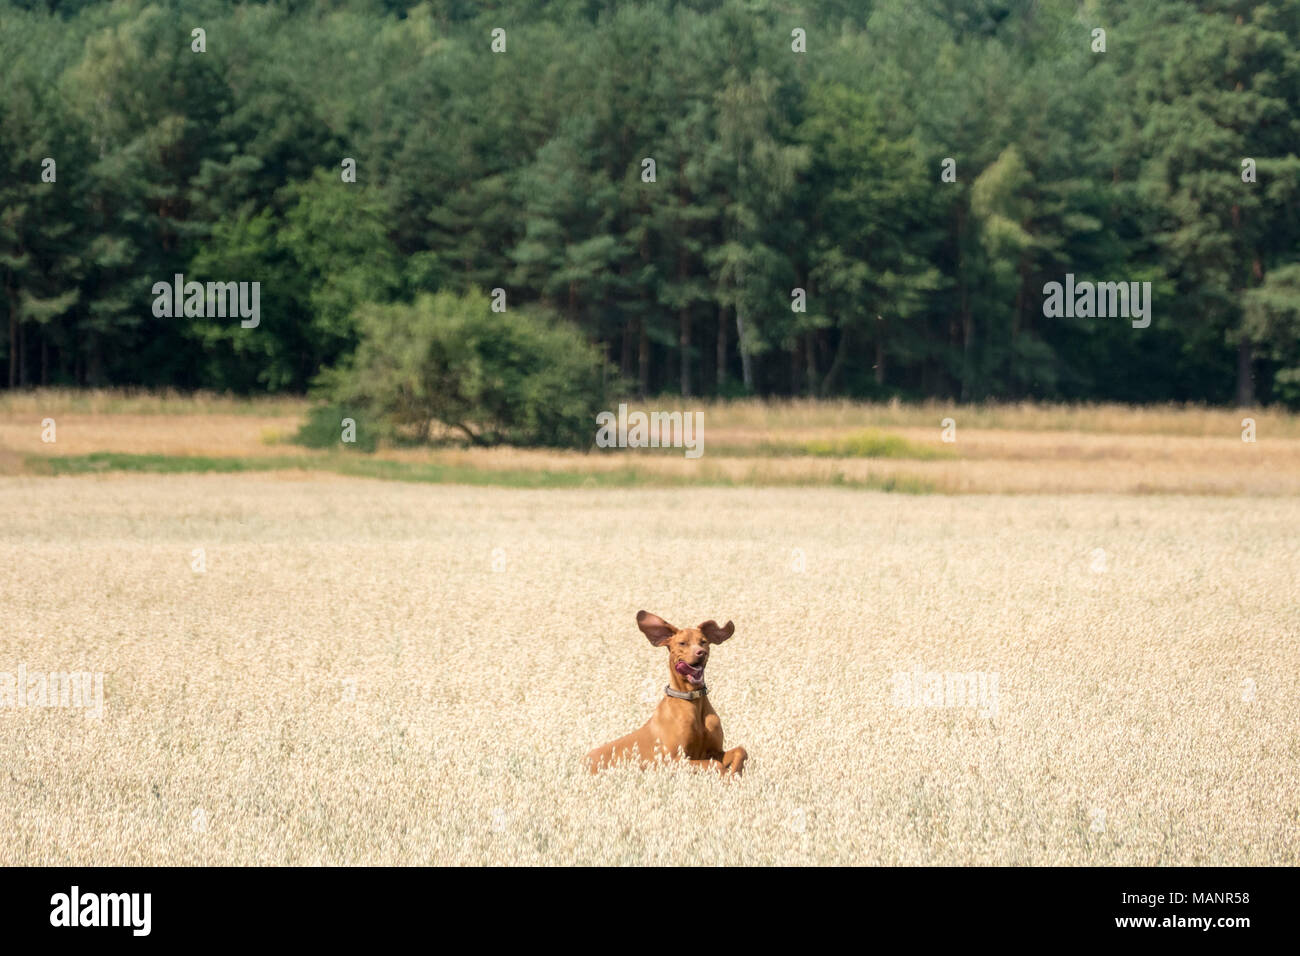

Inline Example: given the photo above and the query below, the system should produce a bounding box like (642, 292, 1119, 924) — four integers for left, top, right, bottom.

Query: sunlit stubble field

(2, 474, 1298, 865)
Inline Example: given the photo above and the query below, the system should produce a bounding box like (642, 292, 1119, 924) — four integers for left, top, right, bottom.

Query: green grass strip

(743, 429, 956, 460)
(30, 452, 935, 493)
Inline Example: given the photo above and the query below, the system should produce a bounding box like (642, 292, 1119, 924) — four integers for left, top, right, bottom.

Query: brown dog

(586, 611, 748, 776)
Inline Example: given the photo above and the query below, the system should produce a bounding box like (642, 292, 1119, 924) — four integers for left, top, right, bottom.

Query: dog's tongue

(675, 661, 703, 682)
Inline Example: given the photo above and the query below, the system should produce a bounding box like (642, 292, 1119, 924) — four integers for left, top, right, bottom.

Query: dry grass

(8, 389, 1294, 437)
(0, 388, 309, 418)
(2, 475, 1296, 865)
(3, 391, 1299, 493)
(0, 413, 311, 463)
(694, 397, 1300, 438)
(384, 432, 1300, 495)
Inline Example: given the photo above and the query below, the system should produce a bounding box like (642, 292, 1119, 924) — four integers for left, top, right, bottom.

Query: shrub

(293, 403, 380, 452)
(317, 289, 614, 449)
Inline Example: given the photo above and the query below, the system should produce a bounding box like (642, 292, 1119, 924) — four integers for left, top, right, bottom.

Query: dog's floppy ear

(637, 610, 677, 646)
(698, 620, 735, 644)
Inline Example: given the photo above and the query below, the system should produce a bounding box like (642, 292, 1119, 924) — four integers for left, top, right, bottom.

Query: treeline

(2, 0, 1299, 405)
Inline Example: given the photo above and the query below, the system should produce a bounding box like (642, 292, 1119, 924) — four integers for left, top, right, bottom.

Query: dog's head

(636, 610, 734, 690)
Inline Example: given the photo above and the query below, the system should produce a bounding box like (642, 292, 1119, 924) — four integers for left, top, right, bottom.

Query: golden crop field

(2, 473, 1297, 865)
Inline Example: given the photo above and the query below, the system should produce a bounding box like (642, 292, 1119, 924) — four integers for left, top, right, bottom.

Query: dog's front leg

(683, 750, 745, 777)
(720, 746, 747, 775)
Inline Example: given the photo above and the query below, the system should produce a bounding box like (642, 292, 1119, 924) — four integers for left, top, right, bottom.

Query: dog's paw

(721, 746, 748, 775)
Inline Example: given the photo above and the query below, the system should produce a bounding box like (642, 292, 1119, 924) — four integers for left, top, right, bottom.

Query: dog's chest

(654, 702, 723, 757)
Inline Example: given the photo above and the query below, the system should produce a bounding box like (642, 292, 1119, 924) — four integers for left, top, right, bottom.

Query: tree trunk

(961, 305, 973, 402)
(86, 332, 104, 386)
(822, 326, 849, 396)
(5, 274, 15, 389)
(957, 204, 973, 402)
(874, 325, 885, 386)
(1015, 253, 1028, 336)
(678, 245, 692, 397)
(1235, 339, 1255, 407)
(620, 319, 633, 379)
(679, 306, 692, 397)
(638, 318, 649, 397)
(805, 332, 819, 396)
(736, 308, 754, 391)
(1230, 233, 1263, 406)
(18, 314, 26, 386)
(716, 306, 728, 389)
(7, 309, 15, 389)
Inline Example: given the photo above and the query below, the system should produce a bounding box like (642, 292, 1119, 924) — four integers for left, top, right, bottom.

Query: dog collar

(665, 684, 707, 700)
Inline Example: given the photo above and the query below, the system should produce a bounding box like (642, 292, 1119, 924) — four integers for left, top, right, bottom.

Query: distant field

(0, 388, 312, 418)
(5, 389, 1299, 438)
(2, 390, 1298, 494)
(1, 477, 1296, 865)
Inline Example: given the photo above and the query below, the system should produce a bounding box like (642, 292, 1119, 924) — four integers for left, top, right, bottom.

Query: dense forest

(2, 0, 1298, 405)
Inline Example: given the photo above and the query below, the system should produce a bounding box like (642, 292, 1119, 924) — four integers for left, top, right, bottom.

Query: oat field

(2, 474, 1297, 865)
